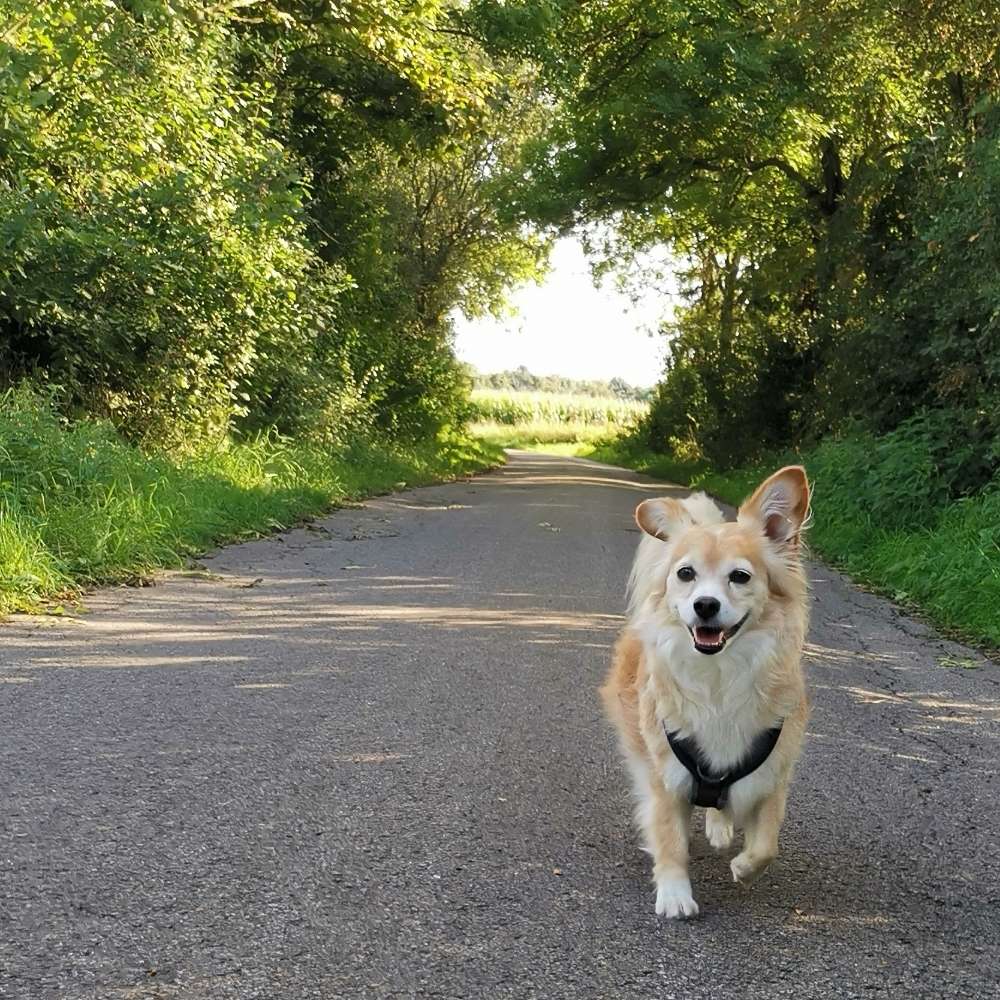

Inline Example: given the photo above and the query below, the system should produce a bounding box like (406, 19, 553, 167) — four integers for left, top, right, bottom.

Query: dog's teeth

(694, 627, 724, 645)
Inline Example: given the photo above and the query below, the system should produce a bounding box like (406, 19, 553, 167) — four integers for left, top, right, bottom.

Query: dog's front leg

(639, 778, 697, 919)
(730, 785, 787, 886)
(704, 807, 734, 850)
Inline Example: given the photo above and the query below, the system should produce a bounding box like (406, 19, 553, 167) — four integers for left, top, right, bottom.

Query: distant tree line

(470, 366, 651, 401)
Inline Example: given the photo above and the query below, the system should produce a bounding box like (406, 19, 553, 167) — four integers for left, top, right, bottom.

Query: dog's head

(631, 467, 810, 658)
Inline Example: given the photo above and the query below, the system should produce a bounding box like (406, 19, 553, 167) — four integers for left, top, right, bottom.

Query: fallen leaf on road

(938, 654, 980, 669)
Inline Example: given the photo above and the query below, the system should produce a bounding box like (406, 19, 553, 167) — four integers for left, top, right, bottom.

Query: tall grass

(469, 388, 647, 446)
(0, 389, 501, 614)
(587, 429, 1000, 649)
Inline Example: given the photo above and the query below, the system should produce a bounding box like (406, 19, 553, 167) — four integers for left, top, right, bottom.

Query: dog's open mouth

(690, 613, 750, 655)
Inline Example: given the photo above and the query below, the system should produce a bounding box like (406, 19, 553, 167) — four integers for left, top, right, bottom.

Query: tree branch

(745, 157, 821, 200)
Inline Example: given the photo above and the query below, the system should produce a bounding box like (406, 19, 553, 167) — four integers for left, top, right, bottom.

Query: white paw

(730, 850, 773, 887)
(655, 876, 700, 920)
(705, 809, 734, 851)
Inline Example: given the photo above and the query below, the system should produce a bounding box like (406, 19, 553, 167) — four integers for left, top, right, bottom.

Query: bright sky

(452, 236, 674, 388)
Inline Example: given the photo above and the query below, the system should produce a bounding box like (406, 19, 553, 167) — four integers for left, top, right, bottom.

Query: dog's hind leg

(704, 807, 734, 851)
(637, 778, 698, 919)
(730, 787, 786, 886)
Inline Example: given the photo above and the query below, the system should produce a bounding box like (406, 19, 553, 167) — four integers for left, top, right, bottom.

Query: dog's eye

(729, 569, 752, 585)
(676, 566, 696, 582)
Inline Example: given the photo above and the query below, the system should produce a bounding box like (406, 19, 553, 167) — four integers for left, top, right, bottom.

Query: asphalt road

(3, 451, 1000, 999)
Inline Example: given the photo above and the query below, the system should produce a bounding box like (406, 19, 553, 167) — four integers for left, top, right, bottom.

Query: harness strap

(664, 723, 783, 809)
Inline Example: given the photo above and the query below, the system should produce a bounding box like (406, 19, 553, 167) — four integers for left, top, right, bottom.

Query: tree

(506, 0, 1000, 471)
(0, 0, 550, 444)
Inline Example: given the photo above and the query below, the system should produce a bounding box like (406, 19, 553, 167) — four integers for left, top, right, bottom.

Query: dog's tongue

(694, 626, 724, 647)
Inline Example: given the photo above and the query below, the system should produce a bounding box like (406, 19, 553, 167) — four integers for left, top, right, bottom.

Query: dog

(601, 466, 811, 919)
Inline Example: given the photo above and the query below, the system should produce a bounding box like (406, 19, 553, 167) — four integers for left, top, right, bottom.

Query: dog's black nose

(693, 597, 720, 620)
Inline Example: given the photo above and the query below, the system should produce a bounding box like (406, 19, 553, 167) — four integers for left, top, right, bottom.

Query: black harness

(664, 723, 784, 809)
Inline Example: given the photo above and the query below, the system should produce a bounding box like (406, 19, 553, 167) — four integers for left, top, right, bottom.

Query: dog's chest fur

(641, 624, 786, 774)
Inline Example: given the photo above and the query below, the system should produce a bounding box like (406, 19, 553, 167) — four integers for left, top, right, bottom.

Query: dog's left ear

(739, 466, 810, 548)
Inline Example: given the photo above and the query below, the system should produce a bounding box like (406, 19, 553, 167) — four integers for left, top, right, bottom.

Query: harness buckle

(690, 774, 729, 810)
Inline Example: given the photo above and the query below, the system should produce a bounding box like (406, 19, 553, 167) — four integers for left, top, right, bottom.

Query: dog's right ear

(635, 497, 691, 542)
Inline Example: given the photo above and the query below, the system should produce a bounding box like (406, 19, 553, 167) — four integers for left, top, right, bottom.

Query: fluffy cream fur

(601, 467, 811, 919)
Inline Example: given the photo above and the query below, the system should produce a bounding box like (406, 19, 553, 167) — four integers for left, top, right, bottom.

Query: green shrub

(0, 5, 349, 444)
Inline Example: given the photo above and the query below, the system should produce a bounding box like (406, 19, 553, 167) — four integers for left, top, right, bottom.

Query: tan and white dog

(601, 467, 811, 919)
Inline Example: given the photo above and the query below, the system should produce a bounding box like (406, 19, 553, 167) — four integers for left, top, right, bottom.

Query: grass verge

(580, 435, 1000, 651)
(0, 391, 502, 615)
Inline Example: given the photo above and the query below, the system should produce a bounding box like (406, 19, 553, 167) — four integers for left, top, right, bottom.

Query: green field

(468, 389, 646, 446)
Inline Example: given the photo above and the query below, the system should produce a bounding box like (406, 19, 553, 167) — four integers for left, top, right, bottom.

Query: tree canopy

(470, 365, 651, 401)
(497, 0, 1000, 485)
(3, 0, 999, 493)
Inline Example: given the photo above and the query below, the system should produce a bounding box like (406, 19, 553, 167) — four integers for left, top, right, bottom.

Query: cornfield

(469, 389, 647, 428)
